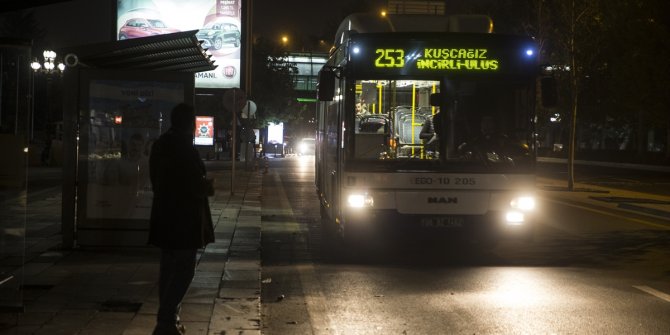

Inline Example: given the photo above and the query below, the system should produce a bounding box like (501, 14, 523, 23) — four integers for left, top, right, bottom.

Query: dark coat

(148, 128, 215, 249)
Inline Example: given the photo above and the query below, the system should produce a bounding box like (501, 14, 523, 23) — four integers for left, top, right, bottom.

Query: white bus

(316, 14, 549, 247)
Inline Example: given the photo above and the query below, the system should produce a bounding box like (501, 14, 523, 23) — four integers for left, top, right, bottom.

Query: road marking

(297, 264, 336, 335)
(633, 285, 670, 303)
(269, 171, 335, 334)
(544, 198, 670, 230)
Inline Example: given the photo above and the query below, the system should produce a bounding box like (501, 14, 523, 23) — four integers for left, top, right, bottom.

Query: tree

(546, 0, 607, 190)
(603, 0, 670, 160)
(462, 0, 670, 167)
(250, 37, 298, 127)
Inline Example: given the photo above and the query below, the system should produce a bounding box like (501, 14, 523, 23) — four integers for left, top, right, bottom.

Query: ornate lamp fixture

(31, 50, 65, 74)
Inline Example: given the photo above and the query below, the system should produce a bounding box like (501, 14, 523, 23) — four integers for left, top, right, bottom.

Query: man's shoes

(152, 323, 185, 335)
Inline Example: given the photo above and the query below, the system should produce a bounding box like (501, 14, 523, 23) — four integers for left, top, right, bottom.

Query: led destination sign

(349, 34, 536, 77)
(374, 48, 499, 71)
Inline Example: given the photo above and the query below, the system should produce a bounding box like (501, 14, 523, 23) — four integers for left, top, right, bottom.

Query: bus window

(353, 79, 440, 160)
(348, 79, 533, 170)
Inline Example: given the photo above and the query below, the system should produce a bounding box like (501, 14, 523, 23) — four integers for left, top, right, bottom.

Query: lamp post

(30, 50, 65, 74)
(29, 50, 65, 144)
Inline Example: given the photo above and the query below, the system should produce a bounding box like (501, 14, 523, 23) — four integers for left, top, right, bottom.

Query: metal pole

(245, 0, 253, 96)
(30, 69, 35, 142)
(0, 53, 4, 129)
(230, 90, 237, 195)
(15, 55, 20, 135)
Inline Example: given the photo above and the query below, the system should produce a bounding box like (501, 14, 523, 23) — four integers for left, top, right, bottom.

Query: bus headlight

(347, 193, 374, 208)
(510, 196, 535, 211)
(505, 211, 525, 225)
(505, 196, 535, 225)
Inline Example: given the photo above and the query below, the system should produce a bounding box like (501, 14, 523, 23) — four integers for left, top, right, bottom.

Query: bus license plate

(420, 217, 464, 228)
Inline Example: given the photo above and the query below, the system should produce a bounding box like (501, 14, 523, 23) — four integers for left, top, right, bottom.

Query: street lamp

(31, 50, 65, 74)
(29, 50, 65, 143)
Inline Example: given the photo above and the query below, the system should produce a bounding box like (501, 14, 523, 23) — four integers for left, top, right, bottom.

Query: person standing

(148, 103, 215, 335)
(419, 110, 442, 157)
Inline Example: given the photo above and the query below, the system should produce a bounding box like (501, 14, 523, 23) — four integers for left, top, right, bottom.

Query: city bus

(315, 14, 547, 247)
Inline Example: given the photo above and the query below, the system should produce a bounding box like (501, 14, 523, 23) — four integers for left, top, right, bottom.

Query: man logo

(427, 197, 458, 204)
(223, 66, 236, 78)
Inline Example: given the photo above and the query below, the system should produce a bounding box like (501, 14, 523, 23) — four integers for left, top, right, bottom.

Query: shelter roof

(60, 30, 216, 73)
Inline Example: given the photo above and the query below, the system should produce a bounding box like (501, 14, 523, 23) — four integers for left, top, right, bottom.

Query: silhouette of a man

(148, 103, 215, 335)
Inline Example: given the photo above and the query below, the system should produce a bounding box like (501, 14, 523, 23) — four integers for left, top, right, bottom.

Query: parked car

(196, 22, 241, 50)
(118, 18, 179, 40)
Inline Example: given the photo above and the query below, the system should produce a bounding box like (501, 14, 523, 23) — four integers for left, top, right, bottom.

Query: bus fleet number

(375, 49, 405, 68)
(413, 177, 477, 185)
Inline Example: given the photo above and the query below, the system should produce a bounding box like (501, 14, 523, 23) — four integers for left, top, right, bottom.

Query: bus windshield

(350, 78, 534, 173)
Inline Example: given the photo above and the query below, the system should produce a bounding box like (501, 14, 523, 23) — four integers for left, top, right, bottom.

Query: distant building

(287, 52, 328, 98)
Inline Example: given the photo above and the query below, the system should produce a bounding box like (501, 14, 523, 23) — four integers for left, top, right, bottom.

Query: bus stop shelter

(60, 31, 216, 248)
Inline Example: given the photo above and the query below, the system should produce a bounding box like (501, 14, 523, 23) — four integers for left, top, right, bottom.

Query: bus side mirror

(541, 77, 557, 107)
(317, 70, 335, 101)
(429, 93, 441, 106)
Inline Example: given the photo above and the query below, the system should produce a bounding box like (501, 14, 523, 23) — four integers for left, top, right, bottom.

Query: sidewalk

(537, 176, 670, 222)
(0, 161, 263, 335)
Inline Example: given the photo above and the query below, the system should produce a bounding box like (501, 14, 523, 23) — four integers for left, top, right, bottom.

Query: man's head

(170, 103, 195, 133)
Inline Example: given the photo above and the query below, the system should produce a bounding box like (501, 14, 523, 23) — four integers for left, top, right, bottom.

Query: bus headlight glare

(347, 193, 373, 208)
(510, 196, 535, 211)
(505, 211, 524, 225)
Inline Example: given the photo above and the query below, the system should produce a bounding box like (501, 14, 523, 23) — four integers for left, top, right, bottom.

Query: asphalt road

(260, 156, 670, 334)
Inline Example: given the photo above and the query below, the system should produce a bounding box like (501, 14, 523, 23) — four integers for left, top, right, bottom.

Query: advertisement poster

(116, 0, 242, 89)
(85, 80, 184, 221)
(195, 116, 214, 145)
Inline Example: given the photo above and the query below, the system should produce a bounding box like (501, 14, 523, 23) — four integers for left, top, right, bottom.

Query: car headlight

(347, 193, 374, 208)
(299, 143, 307, 153)
(510, 196, 535, 211)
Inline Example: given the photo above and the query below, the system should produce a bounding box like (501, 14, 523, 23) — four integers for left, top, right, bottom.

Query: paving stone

(223, 269, 259, 282)
(208, 298, 260, 333)
(15, 312, 55, 325)
(0, 166, 261, 334)
(181, 302, 213, 322)
(121, 313, 155, 335)
(218, 287, 260, 300)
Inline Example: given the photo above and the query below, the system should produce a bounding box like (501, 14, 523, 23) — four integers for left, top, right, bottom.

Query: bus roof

(333, 13, 494, 49)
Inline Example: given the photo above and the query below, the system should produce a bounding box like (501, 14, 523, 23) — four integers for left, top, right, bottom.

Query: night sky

(7, 0, 480, 48)
(13, 0, 389, 48)
(254, 0, 387, 43)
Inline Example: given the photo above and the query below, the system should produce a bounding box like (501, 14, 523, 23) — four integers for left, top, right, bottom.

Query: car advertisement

(117, 0, 242, 89)
(194, 116, 215, 146)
